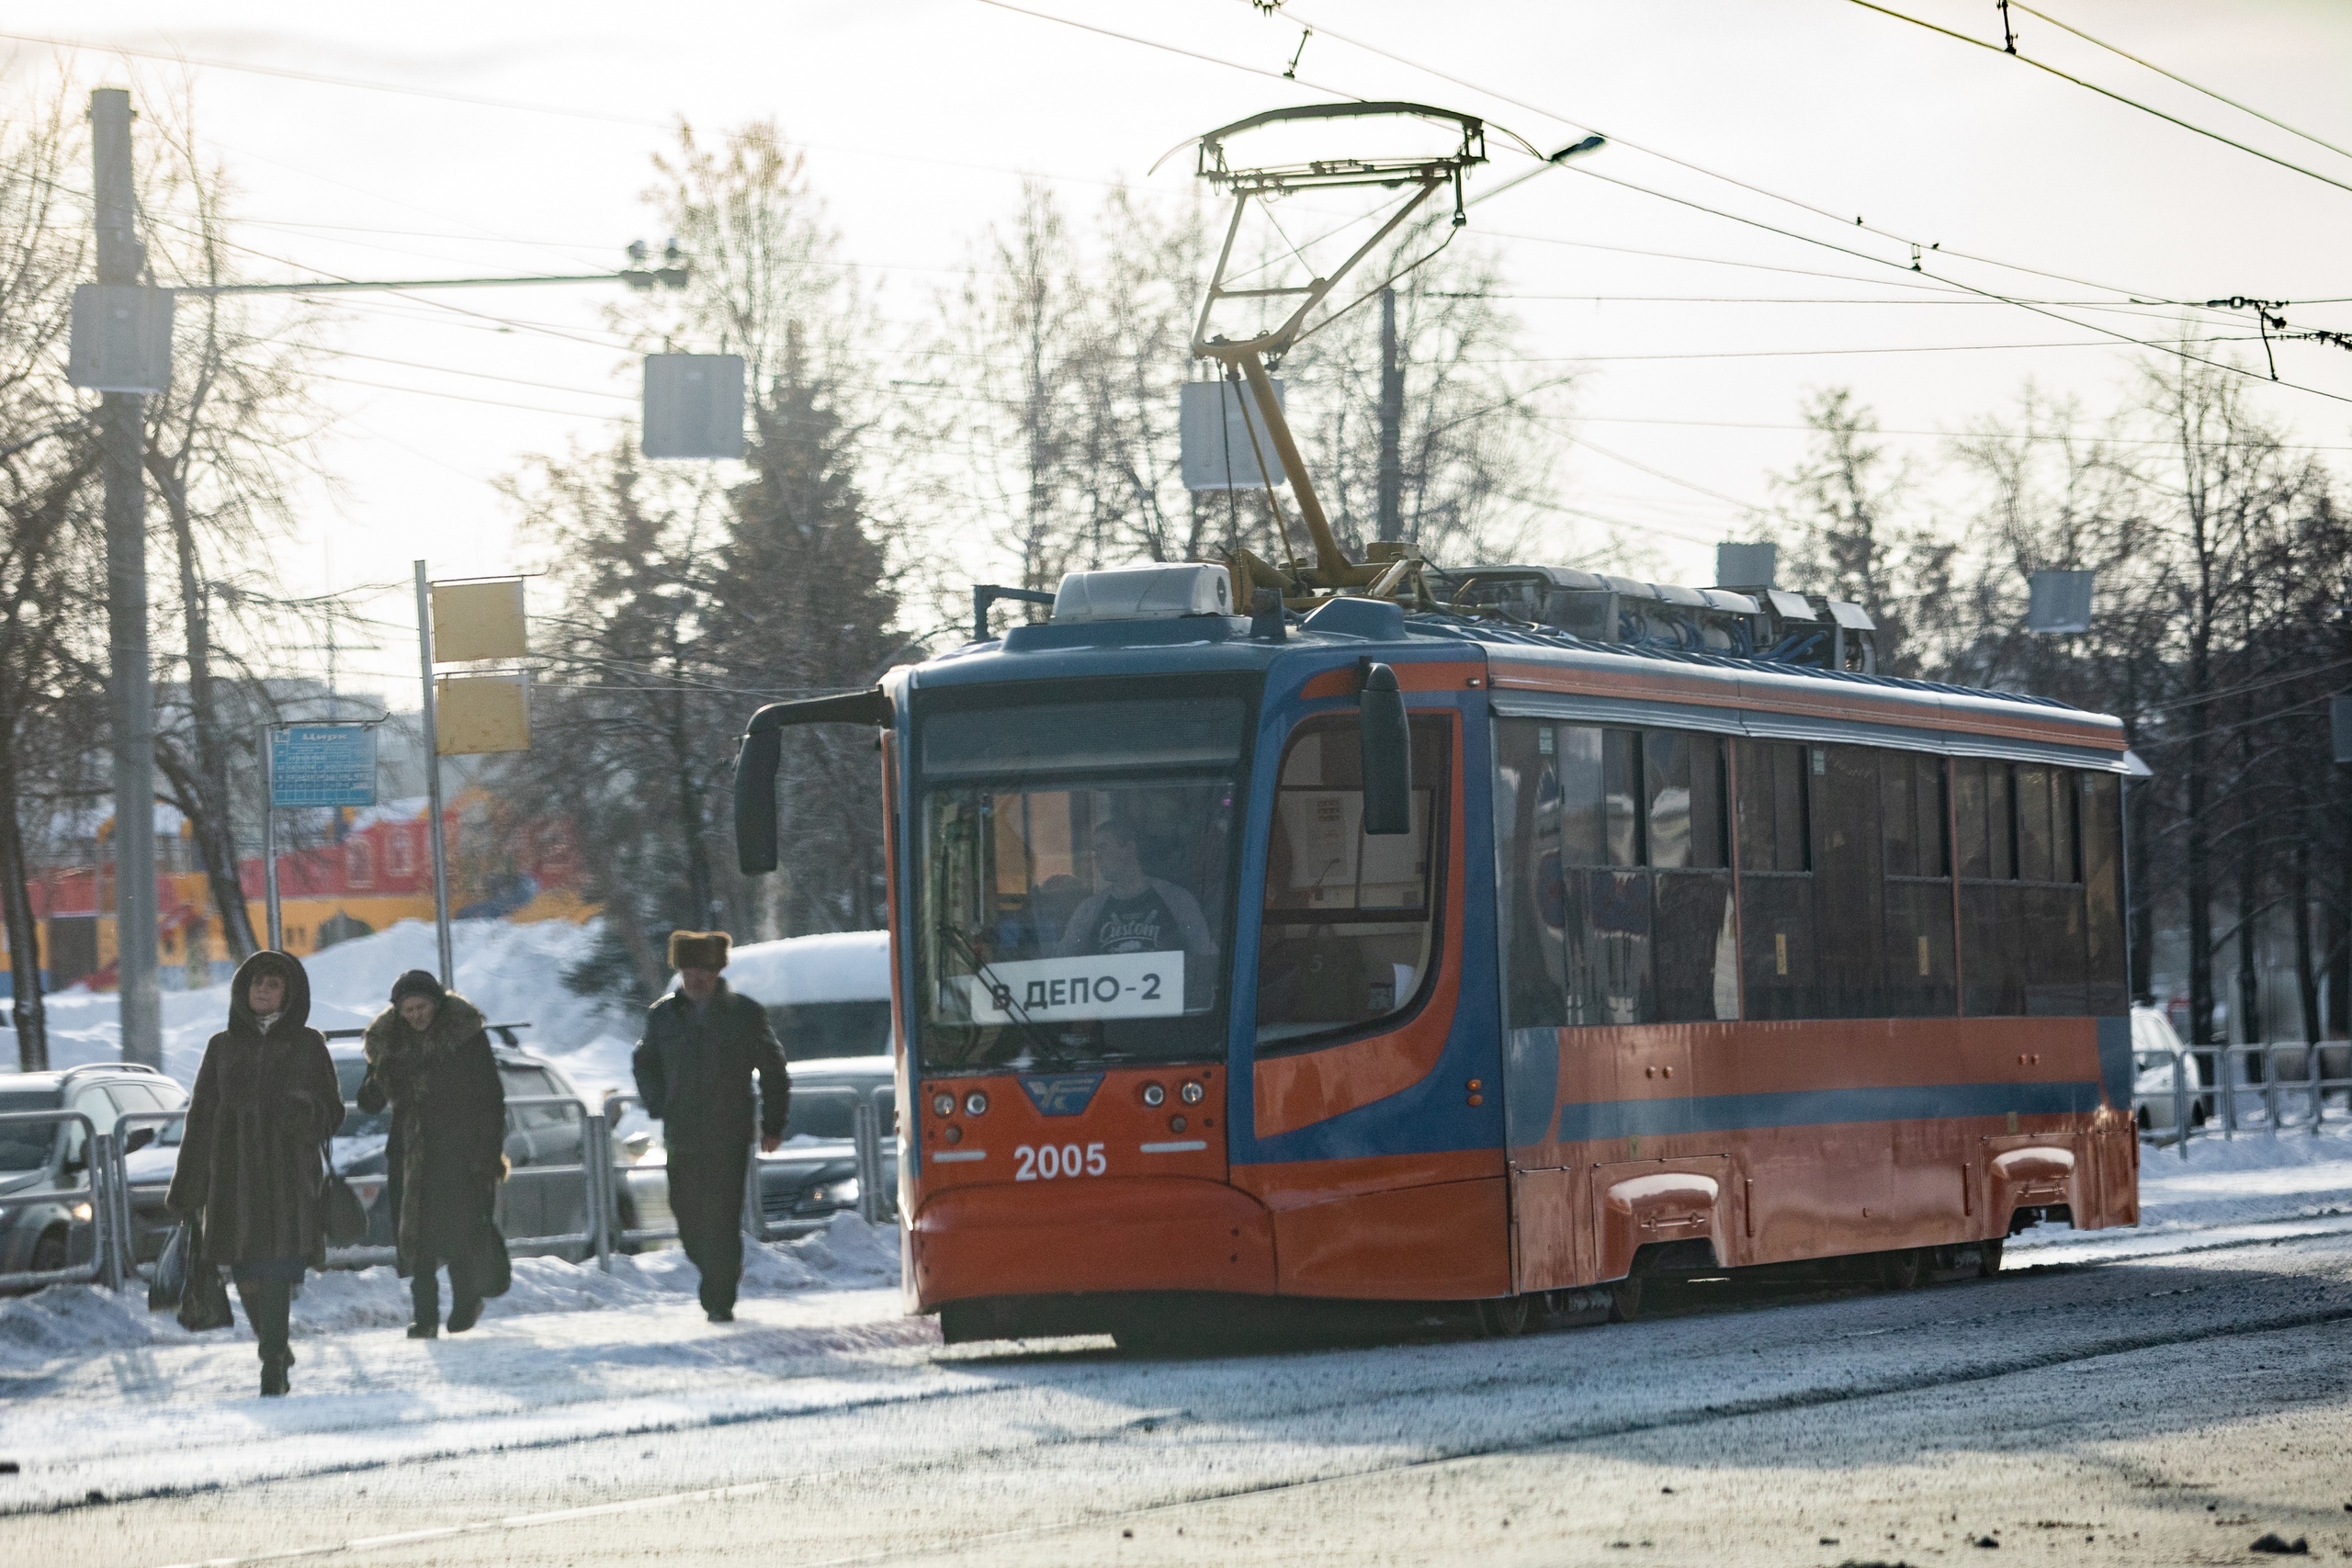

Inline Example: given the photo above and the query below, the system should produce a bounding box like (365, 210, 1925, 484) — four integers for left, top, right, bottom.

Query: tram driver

(1055, 818, 1217, 961)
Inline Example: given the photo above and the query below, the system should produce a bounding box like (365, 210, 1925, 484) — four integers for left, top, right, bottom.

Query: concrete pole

(415, 562, 454, 987)
(94, 88, 161, 1068)
(1376, 286, 1403, 545)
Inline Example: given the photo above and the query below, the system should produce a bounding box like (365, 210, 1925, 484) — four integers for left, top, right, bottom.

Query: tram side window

(1645, 730, 1736, 1022)
(1956, 759, 2089, 1016)
(1257, 715, 1448, 1052)
(1735, 739, 1816, 1021)
(1493, 721, 1735, 1028)
(1495, 719, 1566, 1030)
(1879, 750, 1956, 1018)
(2018, 764, 2088, 1015)
(2080, 772, 2129, 1015)
(1811, 746, 1888, 1018)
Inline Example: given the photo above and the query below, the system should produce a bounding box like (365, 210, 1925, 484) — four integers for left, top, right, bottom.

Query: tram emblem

(1020, 1073, 1105, 1117)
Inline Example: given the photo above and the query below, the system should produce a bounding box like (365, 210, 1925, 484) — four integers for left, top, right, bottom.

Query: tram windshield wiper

(932, 921, 1077, 1070)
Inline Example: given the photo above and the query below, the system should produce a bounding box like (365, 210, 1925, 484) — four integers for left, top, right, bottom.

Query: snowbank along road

(6, 1140, 2352, 1565)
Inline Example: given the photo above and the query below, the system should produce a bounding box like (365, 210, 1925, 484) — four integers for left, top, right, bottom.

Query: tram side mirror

(734, 687, 898, 876)
(1358, 661, 1412, 836)
(735, 724, 783, 875)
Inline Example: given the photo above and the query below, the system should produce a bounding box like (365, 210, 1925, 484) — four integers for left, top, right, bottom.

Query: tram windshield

(916, 693, 1246, 1071)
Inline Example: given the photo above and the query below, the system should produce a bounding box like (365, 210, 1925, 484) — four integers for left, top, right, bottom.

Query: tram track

(24, 1209, 2349, 1528)
(137, 1289, 2352, 1568)
(93, 1218, 2352, 1568)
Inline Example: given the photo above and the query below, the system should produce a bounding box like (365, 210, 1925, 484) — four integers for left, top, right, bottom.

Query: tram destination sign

(953, 953, 1183, 1023)
(269, 724, 379, 809)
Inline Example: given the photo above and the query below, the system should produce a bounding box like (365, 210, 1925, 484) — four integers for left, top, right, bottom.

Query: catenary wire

(1842, 0, 2352, 200)
(2008, 2, 2352, 166)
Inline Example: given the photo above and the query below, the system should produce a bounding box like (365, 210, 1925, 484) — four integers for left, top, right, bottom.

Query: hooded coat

(356, 991, 504, 1278)
(167, 952, 345, 1269)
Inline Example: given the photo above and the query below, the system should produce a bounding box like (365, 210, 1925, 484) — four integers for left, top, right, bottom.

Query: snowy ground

(6, 1208, 2351, 1565)
(26, 919, 643, 1100)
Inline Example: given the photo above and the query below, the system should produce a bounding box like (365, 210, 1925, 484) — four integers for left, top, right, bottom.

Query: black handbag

(322, 1142, 368, 1247)
(149, 1221, 191, 1312)
(472, 1217, 512, 1299)
(175, 1218, 234, 1332)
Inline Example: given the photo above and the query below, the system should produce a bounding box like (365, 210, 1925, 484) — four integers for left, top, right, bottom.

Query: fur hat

(390, 969, 445, 1007)
(668, 931, 731, 972)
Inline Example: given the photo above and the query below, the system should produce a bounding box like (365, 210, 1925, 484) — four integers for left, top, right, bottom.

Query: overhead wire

(1842, 0, 2352, 200)
(2, 26, 1132, 195)
(975, 0, 2339, 408)
(1273, 3, 2197, 308)
(1556, 163, 2352, 407)
(2007, 2, 2352, 166)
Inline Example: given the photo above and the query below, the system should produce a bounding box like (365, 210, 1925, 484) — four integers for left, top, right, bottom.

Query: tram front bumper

(909, 1176, 1276, 1313)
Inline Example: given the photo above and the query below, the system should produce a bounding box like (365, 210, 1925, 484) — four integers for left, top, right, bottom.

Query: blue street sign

(269, 725, 379, 808)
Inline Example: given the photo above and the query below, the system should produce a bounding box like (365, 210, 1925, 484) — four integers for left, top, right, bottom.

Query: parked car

(0, 1063, 187, 1288)
(2132, 1002, 2206, 1142)
(327, 1025, 639, 1263)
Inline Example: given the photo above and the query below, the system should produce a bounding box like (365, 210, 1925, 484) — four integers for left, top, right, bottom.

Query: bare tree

(0, 88, 100, 1066)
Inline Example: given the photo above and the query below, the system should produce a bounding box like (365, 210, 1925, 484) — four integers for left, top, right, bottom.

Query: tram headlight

(1140, 1082, 1166, 1108)
(1180, 1081, 1205, 1105)
(964, 1090, 989, 1116)
(932, 1092, 956, 1118)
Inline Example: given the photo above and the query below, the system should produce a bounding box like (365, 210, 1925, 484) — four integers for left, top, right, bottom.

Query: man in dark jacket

(632, 931, 789, 1322)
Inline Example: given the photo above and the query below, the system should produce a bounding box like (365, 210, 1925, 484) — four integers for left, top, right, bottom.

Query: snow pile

(35, 917, 640, 1097)
(0, 1213, 900, 1371)
(0, 1280, 194, 1362)
(2011, 1122, 2352, 1254)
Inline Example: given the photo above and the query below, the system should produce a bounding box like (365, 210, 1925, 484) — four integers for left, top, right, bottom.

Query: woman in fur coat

(357, 969, 505, 1337)
(167, 950, 345, 1396)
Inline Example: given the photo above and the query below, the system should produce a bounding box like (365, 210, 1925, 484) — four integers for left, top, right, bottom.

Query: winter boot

(446, 1296, 482, 1334)
(260, 1358, 289, 1397)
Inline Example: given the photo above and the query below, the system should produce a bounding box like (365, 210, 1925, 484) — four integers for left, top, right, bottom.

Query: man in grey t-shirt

(1056, 819, 1216, 960)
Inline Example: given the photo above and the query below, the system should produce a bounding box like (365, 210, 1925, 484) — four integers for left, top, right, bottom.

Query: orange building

(3, 795, 591, 993)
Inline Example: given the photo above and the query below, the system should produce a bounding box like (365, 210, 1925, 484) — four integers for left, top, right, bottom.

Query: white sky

(16, 0, 2352, 702)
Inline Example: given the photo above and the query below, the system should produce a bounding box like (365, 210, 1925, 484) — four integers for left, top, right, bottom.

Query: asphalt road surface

(12, 1224, 2352, 1567)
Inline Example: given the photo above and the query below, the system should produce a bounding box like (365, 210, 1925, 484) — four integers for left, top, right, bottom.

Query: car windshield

(334, 1057, 390, 1138)
(0, 1088, 62, 1172)
(915, 691, 1248, 1071)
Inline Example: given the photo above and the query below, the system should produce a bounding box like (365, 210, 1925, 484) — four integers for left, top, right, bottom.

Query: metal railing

(494, 1094, 601, 1258)
(0, 1110, 109, 1292)
(10, 1082, 898, 1296)
(107, 1109, 188, 1285)
(2136, 1042, 2352, 1161)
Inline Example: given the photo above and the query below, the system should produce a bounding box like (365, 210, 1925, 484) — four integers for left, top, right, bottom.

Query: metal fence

(2135, 1042, 2352, 1161)
(10, 1087, 896, 1296)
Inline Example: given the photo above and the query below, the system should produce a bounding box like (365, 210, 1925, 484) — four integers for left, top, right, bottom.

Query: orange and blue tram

(736, 567, 2136, 1340)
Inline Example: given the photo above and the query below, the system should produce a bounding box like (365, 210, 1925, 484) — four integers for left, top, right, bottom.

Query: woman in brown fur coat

(356, 969, 504, 1337)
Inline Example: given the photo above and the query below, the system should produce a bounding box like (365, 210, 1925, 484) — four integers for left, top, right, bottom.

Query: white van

(717, 931, 893, 1061)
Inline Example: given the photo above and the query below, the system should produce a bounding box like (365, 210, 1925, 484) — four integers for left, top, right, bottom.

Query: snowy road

(7, 1209, 2352, 1567)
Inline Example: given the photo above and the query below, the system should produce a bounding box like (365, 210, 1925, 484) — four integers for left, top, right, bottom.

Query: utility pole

(94, 87, 161, 1068)
(414, 562, 454, 988)
(1376, 286, 1403, 544)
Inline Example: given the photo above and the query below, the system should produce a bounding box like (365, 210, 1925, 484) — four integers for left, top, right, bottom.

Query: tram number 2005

(1014, 1143, 1107, 1180)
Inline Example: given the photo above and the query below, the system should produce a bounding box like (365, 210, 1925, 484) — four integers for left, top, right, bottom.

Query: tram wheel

(1877, 1248, 1924, 1291)
(1479, 1294, 1533, 1337)
(1607, 1277, 1643, 1324)
(1977, 1237, 2004, 1278)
